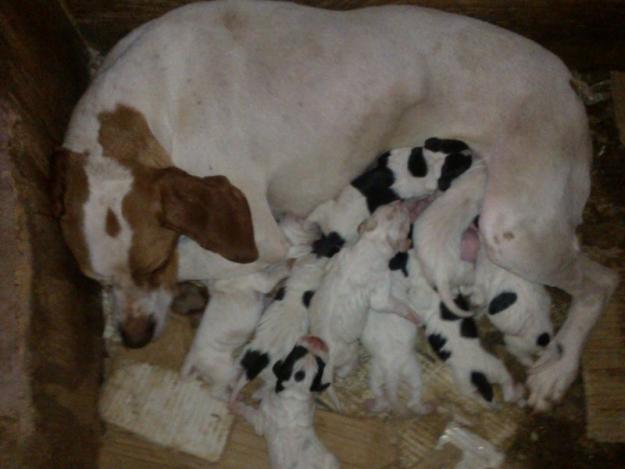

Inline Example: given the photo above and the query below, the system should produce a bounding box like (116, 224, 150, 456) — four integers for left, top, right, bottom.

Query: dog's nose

(119, 316, 156, 348)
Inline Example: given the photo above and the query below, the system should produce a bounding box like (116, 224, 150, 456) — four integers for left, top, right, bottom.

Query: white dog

(181, 264, 288, 399)
(230, 253, 327, 400)
(309, 202, 421, 398)
(413, 150, 487, 317)
(56, 0, 618, 410)
(474, 248, 554, 367)
(232, 336, 339, 469)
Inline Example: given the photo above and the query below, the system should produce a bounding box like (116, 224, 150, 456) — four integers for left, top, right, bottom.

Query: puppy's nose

(119, 316, 156, 348)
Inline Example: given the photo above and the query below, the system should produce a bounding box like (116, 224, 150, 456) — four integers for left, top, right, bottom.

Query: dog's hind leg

(479, 134, 619, 411)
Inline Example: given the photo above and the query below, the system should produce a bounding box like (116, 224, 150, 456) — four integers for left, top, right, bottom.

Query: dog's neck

(266, 389, 315, 428)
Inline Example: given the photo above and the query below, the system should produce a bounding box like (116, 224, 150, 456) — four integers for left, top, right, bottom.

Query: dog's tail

(436, 274, 474, 318)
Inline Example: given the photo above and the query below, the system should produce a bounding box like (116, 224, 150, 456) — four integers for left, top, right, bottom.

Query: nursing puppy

(232, 336, 339, 469)
(398, 251, 522, 405)
(309, 202, 421, 401)
(475, 248, 554, 367)
(231, 253, 327, 400)
(181, 264, 288, 399)
(307, 142, 462, 255)
(413, 139, 486, 317)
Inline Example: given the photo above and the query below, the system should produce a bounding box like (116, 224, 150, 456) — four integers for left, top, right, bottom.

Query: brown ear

(157, 167, 258, 263)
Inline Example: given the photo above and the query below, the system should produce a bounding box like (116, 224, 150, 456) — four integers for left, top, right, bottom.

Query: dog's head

(272, 336, 331, 395)
(52, 106, 258, 347)
(358, 200, 413, 252)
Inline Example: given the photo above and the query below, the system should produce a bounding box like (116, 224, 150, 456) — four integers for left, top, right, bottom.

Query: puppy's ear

(157, 167, 258, 263)
(272, 360, 285, 379)
(310, 356, 331, 393)
(357, 216, 377, 235)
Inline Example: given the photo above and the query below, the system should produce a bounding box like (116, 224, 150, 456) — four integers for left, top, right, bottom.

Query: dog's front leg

(230, 401, 266, 436)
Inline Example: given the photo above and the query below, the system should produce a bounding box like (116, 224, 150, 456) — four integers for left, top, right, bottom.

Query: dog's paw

(527, 343, 578, 411)
(408, 399, 436, 415)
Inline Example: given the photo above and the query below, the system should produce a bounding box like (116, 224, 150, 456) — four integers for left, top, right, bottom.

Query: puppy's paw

(408, 399, 436, 415)
(365, 397, 392, 414)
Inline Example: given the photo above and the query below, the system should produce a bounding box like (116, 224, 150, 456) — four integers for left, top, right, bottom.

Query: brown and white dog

(53, 0, 617, 410)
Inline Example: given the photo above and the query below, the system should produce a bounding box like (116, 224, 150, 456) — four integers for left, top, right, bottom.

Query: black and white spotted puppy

(307, 140, 465, 257)
(474, 248, 554, 367)
(182, 263, 289, 400)
(412, 138, 484, 318)
(232, 336, 339, 469)
(401, 251, 523, 405)
(230, 253, 327, 401)
(310, 202, 421, 399)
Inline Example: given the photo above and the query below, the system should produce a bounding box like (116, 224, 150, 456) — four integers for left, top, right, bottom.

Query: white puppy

(413, 140, 486, 317)
(474, 248, 554, 367)
(306, 143, 454, 252)
(310, 202, 421, 398)
(231, 253, 327, 400)
(232, 336, 339, 469)
(181, 264, 288, 399)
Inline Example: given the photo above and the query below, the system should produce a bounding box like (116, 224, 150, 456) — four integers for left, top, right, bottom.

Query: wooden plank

(64, 0, 625, 69)
(612, 72, 625, 146)
(0, 1, 96, 467)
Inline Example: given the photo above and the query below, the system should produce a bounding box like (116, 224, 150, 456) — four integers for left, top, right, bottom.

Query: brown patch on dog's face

(105, 208, 120, 237)
(51, 148, 94, 277)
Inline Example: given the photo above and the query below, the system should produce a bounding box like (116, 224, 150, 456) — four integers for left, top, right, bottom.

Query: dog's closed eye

(295, 370, 305, 382)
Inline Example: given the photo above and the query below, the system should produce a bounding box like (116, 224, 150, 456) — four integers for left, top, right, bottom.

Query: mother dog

(53, 0, 617, 411)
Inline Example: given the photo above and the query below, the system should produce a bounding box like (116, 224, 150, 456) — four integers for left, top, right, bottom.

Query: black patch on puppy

(351, 159, 399, 212)
(273, 345, 308, 393)
(274, 286, 286, 301)
(240, 349, 270, 381)
(428, 333, 451, 361)
(440, 302, 462, 321)
(310, 356, 330, 393)
(488, 292, 518, 315)
(408, 147, 428, 177)
(454, 294, 470, 311)
(438, 152, 473, 191)
(388, 251, 409, 277)
(312, 231, 345, 258)
(460, 318, 479, 338)
(471, 371, 494, 402)
(294, 370, 305, 382)
(302, 290, 315, 308)
(424, 137, 469, 154)
(536, 332, 551, 347)
(473, 215, 480, 228)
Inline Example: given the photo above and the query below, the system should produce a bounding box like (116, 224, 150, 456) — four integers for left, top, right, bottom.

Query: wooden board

(64, 0, 625, 69)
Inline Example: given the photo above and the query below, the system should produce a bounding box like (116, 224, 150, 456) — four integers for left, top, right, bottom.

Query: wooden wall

(0, 1, 102, 467)
(64, 0, 625, 69)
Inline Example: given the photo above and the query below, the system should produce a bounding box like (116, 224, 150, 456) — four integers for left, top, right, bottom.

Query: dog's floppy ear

(157, 167, 258, 263)
(310, 356, 331, 393)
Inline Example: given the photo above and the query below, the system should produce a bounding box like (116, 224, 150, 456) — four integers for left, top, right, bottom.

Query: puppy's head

(52, 107, 258, 348)
(272, 336, 331, 395)
(358, 201, 412, 252)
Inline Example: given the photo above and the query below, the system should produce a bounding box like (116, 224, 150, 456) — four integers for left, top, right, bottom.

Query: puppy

(232, 336, 339, 469)
(181, 263, 288, 399)
(307, 142, 461, 254)
(399, 250, 522, 405)
(309, 202, 421, 400)
(474, 248, 554, 366)
(413, 139, 485, 317)
(231, 253, 327, 400)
